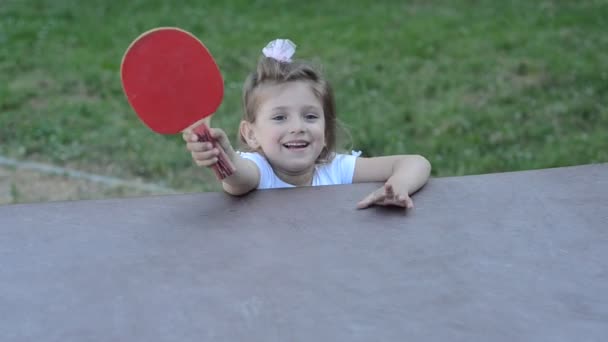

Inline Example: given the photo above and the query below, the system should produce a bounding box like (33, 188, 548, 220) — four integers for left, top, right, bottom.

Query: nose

(289, 116, 305, 134)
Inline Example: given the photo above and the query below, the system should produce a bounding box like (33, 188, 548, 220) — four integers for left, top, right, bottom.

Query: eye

(304, 113, 320, 121)
(272, 114, 286, 121)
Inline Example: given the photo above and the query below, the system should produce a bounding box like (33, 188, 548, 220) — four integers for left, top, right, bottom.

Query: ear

(239, 120, 260, 149)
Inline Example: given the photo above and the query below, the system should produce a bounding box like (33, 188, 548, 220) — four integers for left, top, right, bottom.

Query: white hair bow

(262, 39, 296, 62)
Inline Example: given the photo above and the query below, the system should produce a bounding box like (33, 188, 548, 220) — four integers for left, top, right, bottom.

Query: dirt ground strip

(0, 166, 170, 205)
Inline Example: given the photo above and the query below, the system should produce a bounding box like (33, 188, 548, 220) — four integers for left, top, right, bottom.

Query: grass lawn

(1, 0, 607, 194)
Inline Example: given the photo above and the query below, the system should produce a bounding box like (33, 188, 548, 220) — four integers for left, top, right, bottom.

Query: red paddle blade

(120, 27, 224, 134)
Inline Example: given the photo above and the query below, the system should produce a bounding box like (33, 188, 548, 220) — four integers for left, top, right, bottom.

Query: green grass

(1, 0, 607, 193)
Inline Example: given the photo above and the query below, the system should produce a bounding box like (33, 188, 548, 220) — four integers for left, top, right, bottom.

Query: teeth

(284, 142, 308, 148)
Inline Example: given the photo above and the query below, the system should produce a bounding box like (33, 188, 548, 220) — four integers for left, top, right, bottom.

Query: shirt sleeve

(331, 153, 359, 184)
(237, 152, 273, 189)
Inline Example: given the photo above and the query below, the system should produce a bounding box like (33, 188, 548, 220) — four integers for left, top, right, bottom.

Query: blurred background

(1, 0, 606, 204)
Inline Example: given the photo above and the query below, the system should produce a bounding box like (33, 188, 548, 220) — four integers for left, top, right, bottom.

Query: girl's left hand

(356, 182, 414, 210)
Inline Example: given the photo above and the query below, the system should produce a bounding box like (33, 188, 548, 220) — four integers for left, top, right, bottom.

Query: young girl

(183, 39, 431, 210)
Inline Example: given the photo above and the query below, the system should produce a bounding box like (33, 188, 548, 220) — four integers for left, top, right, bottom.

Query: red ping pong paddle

(120, 27, 235, 180)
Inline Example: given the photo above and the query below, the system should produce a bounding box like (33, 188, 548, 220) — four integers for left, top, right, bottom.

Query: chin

(283, 159, 316, 172)
(285, 163, 313, 172)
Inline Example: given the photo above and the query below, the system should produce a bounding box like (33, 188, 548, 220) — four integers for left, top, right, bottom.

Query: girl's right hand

(182, 127, 236, 168)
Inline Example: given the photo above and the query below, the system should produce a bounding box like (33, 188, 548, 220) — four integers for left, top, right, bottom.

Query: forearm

(390, 155, 431, 194)
(220, 154, 258, 196)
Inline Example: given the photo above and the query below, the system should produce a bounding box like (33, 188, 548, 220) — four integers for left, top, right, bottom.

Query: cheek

(261, 128, 283, 145)
(271, 129, 285, 141)
(316, 123, 326, 141)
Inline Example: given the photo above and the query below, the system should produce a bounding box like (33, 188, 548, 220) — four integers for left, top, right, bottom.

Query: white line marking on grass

(0, 155, 177, 194)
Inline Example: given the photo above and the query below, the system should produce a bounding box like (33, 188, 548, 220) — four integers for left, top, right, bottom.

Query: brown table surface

(1, 163, 607, 341)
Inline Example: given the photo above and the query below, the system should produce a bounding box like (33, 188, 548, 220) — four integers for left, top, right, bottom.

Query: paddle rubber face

(121, 28, 224, 134)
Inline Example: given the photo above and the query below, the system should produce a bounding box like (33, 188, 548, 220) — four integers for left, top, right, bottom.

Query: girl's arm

(221, 154, 259, 196)
(353, 155, 431, 209)
(183, 128, 259, 196)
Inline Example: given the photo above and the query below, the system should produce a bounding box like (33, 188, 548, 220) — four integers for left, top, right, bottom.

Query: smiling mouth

(283, 142, 310, 149)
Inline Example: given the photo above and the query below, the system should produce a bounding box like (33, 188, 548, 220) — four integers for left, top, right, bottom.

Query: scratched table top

(1, 163, 607, 341)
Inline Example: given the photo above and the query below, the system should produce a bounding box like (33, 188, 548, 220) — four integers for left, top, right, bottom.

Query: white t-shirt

(238, 151, 362, 189)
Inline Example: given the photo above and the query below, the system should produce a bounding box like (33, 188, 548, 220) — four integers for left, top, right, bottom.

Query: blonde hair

(240, 56, 337, 163)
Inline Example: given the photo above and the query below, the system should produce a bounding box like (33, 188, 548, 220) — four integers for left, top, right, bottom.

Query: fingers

(182, 132, 198, 143)
(356, 183, 415, 210)
(184, 138, 220, 167)
(192, 148, 219, 160)
(198, 127, 226, 144)
(356, 188, 385, 209)
(186, 141, 214, 153)
(192, 127, 234, 152)
(192, 148, 220, 167)
(402, 195, 414, 209)
(209, 128, 225, 140)
(356, 194, 374, 209)
(184, 127, 224, 143)
(208, 128, 235, 155)
(194, 155, 218, 167)
(183, 126, 236, 169)
(384, 183, 396, 202)
(384, 183, 394, 196)
(385, 183, 414, 209)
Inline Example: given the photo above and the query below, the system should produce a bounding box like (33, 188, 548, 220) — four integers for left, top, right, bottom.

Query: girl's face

(243, 81, 326, 174)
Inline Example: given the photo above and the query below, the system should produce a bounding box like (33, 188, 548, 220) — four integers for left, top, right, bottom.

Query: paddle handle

(192, 124, 236, 180)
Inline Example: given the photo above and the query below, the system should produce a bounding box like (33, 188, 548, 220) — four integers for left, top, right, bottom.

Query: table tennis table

(1, 163, 606, 341)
